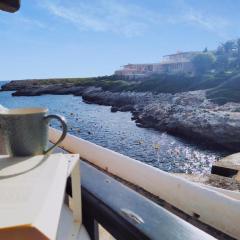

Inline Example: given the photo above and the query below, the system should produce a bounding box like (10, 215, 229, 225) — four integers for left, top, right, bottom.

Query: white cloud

(41, 0, 162, 37)
(41, 0, 231, 38)
(0, 13, 46, 30)
(17, 15, 46, 29)
(183, 8, 230, 38)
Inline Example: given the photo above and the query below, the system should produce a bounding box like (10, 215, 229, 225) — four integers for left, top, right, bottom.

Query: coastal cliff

(82, 88, 240, 151)
(2, 80, 240, 151)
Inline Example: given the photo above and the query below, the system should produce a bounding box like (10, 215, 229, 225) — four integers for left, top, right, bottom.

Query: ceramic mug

(0, 108, 67, 156)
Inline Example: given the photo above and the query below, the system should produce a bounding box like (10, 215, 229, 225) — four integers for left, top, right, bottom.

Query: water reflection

(0, 91, 229, 174)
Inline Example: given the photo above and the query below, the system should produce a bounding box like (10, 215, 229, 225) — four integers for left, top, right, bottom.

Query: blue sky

(1, 0, 240, 80)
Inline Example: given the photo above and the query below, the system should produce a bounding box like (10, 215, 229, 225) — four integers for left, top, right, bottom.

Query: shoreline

(1, 80, 240, 151)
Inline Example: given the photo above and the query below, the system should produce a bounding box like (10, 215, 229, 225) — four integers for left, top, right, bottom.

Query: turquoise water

(0, 85, 229, 174)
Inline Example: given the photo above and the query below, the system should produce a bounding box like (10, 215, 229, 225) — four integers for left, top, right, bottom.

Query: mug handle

(44, 114, 67, 154)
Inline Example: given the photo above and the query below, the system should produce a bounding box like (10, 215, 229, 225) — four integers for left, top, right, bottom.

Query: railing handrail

(49, 127, 240, 240)
(76, 161, 216, 240)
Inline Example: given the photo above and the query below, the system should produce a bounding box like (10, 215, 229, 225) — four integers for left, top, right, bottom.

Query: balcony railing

(65, 161, 220, 240)
(51, 128, 239, 239)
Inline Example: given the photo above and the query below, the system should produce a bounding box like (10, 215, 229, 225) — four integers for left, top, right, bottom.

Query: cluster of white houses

(115, 51, 200, 78)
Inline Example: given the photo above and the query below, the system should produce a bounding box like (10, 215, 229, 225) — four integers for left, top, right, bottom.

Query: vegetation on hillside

(7, 39, 240, 105)
(24, 70, 239, 105)
(191, 53, 216, 74)
(206, 73, 240, 104)
(89, 39, 240, 104)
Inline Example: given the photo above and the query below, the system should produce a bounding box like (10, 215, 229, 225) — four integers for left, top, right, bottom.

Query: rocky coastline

(2, 80, 240, 151)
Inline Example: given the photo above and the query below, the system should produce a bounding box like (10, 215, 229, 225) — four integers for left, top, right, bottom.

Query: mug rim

(0, 107, 48, 115)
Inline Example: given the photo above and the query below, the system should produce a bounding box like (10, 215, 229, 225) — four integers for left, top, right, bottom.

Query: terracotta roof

(163, 51, 200, 57)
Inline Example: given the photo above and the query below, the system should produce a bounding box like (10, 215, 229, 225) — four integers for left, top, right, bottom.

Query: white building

(114, 51, 200, 77)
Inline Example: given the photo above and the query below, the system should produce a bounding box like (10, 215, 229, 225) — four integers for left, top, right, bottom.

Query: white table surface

(0, 153, 79, 240)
